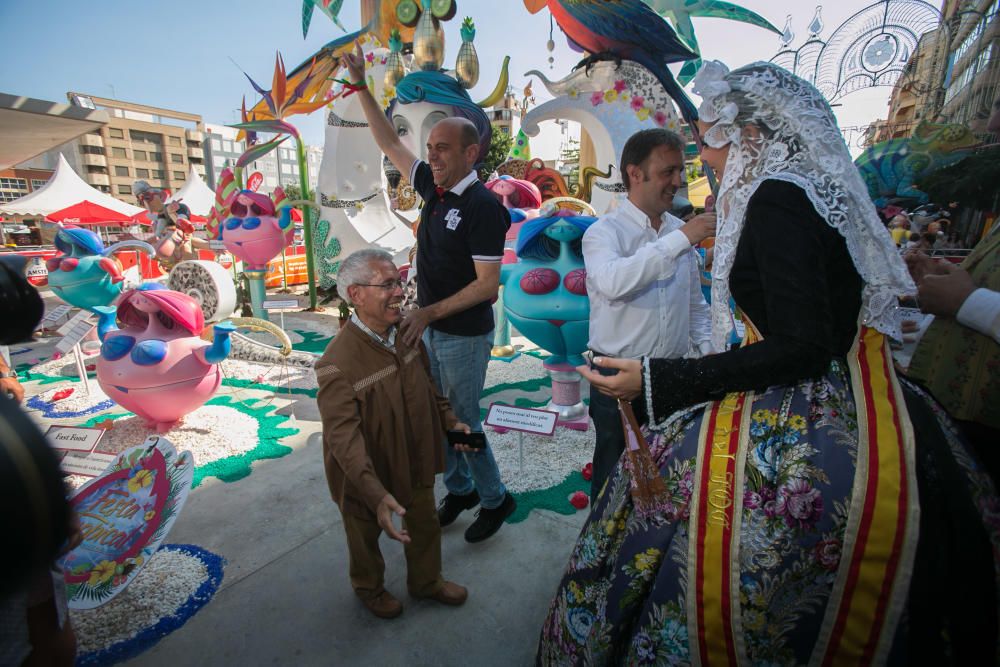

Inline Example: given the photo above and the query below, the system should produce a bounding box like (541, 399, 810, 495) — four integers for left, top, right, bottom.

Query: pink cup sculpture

(94, 284, 235, 432)
(485, 175, 542, 241)
(218, 187, 294, 271)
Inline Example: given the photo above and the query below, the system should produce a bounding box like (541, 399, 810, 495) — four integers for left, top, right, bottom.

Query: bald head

(426, 117, 482, 189)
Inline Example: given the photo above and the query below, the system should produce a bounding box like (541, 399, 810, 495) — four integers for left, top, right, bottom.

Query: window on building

(173, 170, 185, 179)
(187, 140, 200, 148)
(0, 178, 27, 191)
(133, 150, 147, 161)
(169, 136, 181, 146)
(114, 166, 129, 177)
(85, 166, 107, 174)
(129, 130, 159, 144)
(149, 152, 163, 162)
(171, 153, 183, 163)
(136, 168, 149, 178)
(79, 145, 104, 155)
(118, 185, 132, 195)
(108, 128, 124, 139)
(151, 169, 164, 179)
(223, 140, 233, 153)
(111, 147, 127, 158)
(211, 139, 222, 151)
(30, 179, 48, 189)
(97, 185, 111, 193)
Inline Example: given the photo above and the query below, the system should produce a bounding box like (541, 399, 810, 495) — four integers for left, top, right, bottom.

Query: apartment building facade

(66, 93, 206, 200)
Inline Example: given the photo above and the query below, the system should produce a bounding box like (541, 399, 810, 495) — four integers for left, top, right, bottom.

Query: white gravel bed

(64, 405, 260, 491)
(70, 548, 208, 654)
(219, 357, 317, 390)
(487, 425, 593, 493)
(31, 383, 111, 411)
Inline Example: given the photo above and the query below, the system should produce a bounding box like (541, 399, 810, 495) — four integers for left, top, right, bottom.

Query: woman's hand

(575, 357, 643, 401)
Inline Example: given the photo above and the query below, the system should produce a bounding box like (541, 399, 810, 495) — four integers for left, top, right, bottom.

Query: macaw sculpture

(642, 0, 780, 85)
(523, 0, 699, 122)
(854, 121, 982, 208)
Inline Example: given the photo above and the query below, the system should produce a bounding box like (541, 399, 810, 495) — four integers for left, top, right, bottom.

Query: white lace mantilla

(691, 61, 915, 351)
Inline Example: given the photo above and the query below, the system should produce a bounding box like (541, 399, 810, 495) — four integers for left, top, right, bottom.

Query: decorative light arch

(771, 1, 942, 102)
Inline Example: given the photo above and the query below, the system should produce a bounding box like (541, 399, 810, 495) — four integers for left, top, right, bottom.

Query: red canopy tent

(45, 200, 132, 225)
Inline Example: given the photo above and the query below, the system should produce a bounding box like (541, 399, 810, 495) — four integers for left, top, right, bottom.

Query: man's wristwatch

(0, 371, 18, 379)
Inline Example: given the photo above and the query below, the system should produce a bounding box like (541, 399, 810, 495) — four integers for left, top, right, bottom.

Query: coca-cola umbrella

(45, 200, 132, 226)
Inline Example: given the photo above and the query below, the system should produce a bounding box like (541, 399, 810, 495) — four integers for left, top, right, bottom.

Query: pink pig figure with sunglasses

(218, 188, 294, 271)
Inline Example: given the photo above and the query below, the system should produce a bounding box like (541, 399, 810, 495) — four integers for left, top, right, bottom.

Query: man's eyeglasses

(356, 279, 404, 291)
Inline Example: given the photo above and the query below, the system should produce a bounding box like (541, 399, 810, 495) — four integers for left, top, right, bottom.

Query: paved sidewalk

(126, 429, 586, 667)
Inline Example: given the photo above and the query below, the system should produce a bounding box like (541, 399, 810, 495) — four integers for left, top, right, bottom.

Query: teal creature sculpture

(854, 121, 981, 208)
(499, 199, 596, 370)
(46, 226, 154, 313)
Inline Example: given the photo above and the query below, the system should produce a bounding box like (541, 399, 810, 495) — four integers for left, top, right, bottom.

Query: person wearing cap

(134, 180, 203, 268)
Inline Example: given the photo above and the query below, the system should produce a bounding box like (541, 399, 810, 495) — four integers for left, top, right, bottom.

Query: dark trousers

(341, 485, 444, 599)
(588, 363, 648, 502)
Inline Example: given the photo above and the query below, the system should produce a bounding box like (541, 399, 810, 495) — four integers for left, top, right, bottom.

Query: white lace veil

(690, 61, 915, 351)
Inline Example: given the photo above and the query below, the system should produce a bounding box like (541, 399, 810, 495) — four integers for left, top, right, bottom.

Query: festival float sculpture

(854, 121, 982, 207)
(60, 435, 193, 609)
(500, 198, 596, 429)
(93, 285, 235, 433)
(46, 226, 153, 312)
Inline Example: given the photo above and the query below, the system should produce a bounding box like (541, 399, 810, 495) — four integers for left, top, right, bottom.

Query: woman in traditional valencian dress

(538, 61, 1000, 665)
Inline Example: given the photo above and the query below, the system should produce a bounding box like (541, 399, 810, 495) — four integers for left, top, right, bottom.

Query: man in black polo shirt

(344, 44, 516, 543)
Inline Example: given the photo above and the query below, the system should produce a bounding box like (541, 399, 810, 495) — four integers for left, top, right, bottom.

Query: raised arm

(343, 41, 417, 176)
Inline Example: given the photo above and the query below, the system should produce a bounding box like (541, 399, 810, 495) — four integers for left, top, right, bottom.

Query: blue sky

(1, 0, 891, 149)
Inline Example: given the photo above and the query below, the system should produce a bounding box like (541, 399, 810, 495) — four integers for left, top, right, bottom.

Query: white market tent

(0, 154, 143, 218)
(166, 166, 215, 216)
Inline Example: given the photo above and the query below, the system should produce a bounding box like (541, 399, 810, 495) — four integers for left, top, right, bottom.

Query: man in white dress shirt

(583, 128, 717, 501)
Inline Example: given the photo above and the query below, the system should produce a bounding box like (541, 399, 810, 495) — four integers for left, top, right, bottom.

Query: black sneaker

(437, 491, 480, 527)
(464, 493, 517, 543)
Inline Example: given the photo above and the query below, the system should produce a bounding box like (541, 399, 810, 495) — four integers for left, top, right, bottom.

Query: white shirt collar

(617, 197, 681, 232)
(448, 170, 479, 196)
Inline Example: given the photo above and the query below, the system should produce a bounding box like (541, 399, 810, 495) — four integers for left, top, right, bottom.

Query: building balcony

(187, 147, 204, 159)
(82, 154, 107, 167)
(186, 129, 204, 143)
(79, 133, 104, 148)
(193, 164, 206, 176)
(86, 173, 110, 186)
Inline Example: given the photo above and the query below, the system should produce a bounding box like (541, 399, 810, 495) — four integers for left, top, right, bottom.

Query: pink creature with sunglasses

(93, 284, 235, 432)
(217, 188, 294, 271)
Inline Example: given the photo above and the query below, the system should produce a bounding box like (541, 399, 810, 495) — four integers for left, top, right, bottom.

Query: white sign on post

(56, 310, 93, 336)
(263, 300, 298, 311)
(61, 451, 117, 477)
(43, 304, 73, 323)
(486, 403, 558, 435)
(56, 321, 96, 355)
(46, 425, 106, 452)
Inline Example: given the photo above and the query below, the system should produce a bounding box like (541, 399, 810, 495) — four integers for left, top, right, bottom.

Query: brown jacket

(315, 321, 457, 519)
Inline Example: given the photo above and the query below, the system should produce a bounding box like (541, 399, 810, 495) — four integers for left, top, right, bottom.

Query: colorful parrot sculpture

(523, 0, 699, 122)
(642, 0, 780, 85)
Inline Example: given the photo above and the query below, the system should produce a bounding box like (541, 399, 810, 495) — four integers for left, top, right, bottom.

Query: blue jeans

(424, 327, 508, 509)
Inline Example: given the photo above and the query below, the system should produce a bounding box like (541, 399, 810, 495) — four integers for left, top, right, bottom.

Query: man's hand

(376, 493, 411, 544)
(1, 376, 24, 403)
(450, 422, 478, 453)
(679, 213, 717, 245)
(344, 41, 366, 84)
(918, 263, 976, 318)
(575, 357, 643, 401)
(904, 251, 949, 285)
(399, 307, 433, 347)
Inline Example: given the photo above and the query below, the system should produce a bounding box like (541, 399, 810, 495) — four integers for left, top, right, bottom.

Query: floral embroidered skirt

(537, 360, 1000, 665)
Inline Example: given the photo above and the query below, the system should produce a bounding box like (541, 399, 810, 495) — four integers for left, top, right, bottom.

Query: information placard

(55, 320, 96, 354)
(43, 304, 73, 323)
(46, 425, 106, 452)
(61, 451, 117, 477)
(56, 310, 92, 336)
(263, 299, 299, 311)
(485, 403, 558, 436)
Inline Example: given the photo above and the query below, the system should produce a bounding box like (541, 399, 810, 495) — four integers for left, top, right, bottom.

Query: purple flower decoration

(654, 111, 669, 127)
(613, 79, 627, 93)
(590, 91, 604, 107)
(777, 479, 823, 529)
(630, 96, 645, 112)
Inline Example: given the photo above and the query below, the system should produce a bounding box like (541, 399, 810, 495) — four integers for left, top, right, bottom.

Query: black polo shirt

(410, 160, 509, 336)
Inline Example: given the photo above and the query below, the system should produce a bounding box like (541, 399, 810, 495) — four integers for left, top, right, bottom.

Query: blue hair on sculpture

(516, 215, 596, 262)
(388, 70, 492, 166)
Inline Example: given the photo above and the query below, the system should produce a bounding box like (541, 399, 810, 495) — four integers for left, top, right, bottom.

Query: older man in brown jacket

(316, 248, 470, 619)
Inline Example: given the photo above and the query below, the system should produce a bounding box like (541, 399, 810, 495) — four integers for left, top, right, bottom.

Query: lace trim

(691, 61, 915, 351)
